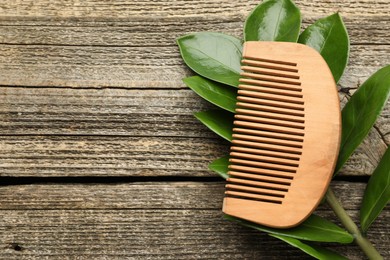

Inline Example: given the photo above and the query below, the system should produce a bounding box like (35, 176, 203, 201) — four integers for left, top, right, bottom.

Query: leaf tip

(193, 111, 201, 118)
(181, 76, 193, 85)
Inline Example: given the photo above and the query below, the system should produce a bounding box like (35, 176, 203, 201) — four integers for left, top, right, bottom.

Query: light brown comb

(222, 41, 341, 228)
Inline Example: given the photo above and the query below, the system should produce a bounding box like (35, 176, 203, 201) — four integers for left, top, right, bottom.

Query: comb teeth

(225, 56, 304, 204)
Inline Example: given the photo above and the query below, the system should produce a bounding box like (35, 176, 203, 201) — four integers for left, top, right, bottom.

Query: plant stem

(325, 187, 383, 260)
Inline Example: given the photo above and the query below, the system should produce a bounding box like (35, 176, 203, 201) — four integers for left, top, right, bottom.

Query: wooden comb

(222, 41, 341, 228)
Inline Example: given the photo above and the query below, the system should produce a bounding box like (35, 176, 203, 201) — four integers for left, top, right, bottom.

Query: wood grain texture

(0, 88, 212, 137)
(0, 182, 388, 259)
(0, 17, 388, 46)
(0, 1, 388, 89)
(0, 88, 386, 177)
(0, 0, 389, 18)
(0, 44, 388, 89)
(0, 182, 369, 210)
(0, 136, 228, 177)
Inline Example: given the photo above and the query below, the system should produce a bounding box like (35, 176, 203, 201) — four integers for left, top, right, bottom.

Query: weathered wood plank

(0, 17, 388, 46)
(0, 182, 388, 259)
(0, 0, 389, 18)
(0, 136, 228, 177)
(0, 210, 321, 259)
(0, 88, 386, 177)
(0, 18, 243, 47)
(0, 44, 388, 89)
(0, 182, 384, 211)
(0, 88, 213, 137)
(0, 131, 385, 178)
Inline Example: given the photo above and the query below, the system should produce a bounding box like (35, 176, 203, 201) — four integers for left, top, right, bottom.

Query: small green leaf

(209, 155, 230, 179)
(177, 32, 242, 87)
(244, 0, 301, 42)
(298, 13, 349, 82)
(271, 234, 348, 260)
(194, 110, 234, 141)
(360, 147, 390, 232)
(183, 76, 237, 113)
(335, 65, 390, 173)
(225, 214, 353, 243)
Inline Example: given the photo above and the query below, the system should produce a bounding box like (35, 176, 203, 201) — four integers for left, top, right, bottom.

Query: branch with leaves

(176, 0, 390, 259)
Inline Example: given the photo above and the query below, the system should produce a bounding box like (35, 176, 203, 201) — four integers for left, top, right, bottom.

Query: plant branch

(325, 187, 383, 260)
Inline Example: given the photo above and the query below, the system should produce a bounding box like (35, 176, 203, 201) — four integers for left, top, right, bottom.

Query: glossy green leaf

(244, 0, 301, 42)
(298, 13, 349, 82)
(335, 65, 390, 173)
(225, 214, 353, 243)
(271, 234, 348, 260)
(360, 147, 390, 232)
(194, 110, 234, 141)
(208, 155, 230, 179)
(177, 32, 242, 87)
(183, 76, 237, 113)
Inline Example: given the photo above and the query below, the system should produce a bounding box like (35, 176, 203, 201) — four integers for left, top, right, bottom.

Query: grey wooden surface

(0, 0, 388, 259)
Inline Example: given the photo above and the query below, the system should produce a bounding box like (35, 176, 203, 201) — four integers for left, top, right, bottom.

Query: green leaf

(194, 110, 234, 141)
(360, 147, 390, 232)
(244, 0, 301, 42)
(208, 155, 230, 179)
(177, 32, 242, 87)
(271, 234, 348, 260)
(225, 214, 353, 243)
(298, 13, 349, 82)
(183, 76, 237, 113)
(335, 65, 390, 173)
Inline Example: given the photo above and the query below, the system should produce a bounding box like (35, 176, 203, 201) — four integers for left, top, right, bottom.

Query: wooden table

(0, 1, 388, 259)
